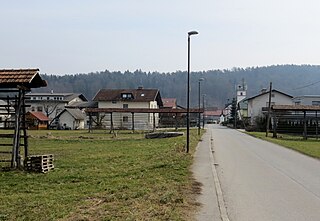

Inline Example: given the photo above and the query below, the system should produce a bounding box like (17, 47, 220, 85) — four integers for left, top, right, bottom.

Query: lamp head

(188, 31, 199, 36)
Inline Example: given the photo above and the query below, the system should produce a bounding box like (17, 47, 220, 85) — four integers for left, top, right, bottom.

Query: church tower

(236, 79, 247, 104)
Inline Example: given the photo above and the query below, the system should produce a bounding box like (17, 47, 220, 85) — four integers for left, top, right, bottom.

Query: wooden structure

(85, 107, 203, 132)
(25, 154, 54, 173)
(271, 105, 320, 139)
(26, 111, 50, 130)
(0, 69, 47, 169)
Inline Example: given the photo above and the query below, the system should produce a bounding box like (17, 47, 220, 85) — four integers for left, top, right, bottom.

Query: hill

(34, 65, 320, 108)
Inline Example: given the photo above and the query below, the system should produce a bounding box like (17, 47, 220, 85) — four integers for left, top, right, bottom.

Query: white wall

(97, 101, 160, 129)
(59, 111, 85, 129)
(248, 92, 293, 124)
(293, 96, 320, 105)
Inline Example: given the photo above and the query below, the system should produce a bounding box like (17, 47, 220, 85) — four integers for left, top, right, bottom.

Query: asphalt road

(211, 125, 320, 221)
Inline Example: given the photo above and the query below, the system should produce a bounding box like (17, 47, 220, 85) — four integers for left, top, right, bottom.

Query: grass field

(246, 132, 320, 159)
(0, 129, 204, 221)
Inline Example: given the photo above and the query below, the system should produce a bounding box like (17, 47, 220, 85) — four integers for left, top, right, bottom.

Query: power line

(292, 80, 320, 90)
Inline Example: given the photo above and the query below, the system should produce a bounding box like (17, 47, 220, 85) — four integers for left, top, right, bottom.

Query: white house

(25, 92, 88, 122)
(56, 108, 86, 130)
(245, 89, 293, 125)
(93, 87, 163, 130)
(293, 95, 320, 106)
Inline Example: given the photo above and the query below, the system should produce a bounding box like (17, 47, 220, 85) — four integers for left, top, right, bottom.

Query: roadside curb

(209, 130, 230, 221)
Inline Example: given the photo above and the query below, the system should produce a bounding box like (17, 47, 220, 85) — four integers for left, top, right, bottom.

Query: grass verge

(246, 132, 320, 159)
(0, 129, 204, 221)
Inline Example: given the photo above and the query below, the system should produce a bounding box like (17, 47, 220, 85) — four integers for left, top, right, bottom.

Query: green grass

(246, 132, 320, 159)
(0, 129, 204, 221)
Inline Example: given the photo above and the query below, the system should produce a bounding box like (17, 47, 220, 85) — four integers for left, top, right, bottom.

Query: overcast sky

(1, 0, 320, 75)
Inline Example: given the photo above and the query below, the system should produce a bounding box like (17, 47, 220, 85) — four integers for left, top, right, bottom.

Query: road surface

(211, 125, 320, 221)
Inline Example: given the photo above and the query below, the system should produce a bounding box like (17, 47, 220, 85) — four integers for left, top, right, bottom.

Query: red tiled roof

(0, 69, 47, 88)
(27, 112, 50, 121)
(162, 98, 177, 108)
(204, 110, 225, 116)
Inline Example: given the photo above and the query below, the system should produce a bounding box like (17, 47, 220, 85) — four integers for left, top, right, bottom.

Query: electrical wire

(292, 79, 320, 90)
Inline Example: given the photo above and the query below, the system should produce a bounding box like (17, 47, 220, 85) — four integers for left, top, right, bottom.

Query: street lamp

(198, 78, 204, 135)
(186, 30, 199, 153)
(202, 94, 206, 128)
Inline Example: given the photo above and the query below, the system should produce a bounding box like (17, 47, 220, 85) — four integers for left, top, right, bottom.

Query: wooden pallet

(25, 154, 54, 173)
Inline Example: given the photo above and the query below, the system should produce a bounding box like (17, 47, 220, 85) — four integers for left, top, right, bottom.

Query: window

(271, 94, 275, 98)
(123, 104, 128, 109)
(295, 101, 301, 105)
(312, 101, 320, 106)
(123, 116, 129, 122)
(121, 93, 133, 99)
(37, 106, 43, 112)
(112, 101, 117, 104)
(31, 106, 35, 111)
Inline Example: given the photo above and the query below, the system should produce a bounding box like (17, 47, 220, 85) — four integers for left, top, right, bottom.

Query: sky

(1, 0, 320, 75)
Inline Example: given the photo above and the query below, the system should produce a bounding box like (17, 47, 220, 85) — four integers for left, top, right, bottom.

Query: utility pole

(266, 82, 272, 137)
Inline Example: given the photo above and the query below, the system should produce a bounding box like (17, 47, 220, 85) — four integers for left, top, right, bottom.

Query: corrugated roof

(93, 88, 163, 105)
(27, 111, 50, 121)
(0, 69, 47, 88)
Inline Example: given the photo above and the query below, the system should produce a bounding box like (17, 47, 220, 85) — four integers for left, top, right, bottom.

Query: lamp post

(202, 94, 206, 128)
(186, 30, 198, 153)
(198, 78, 204, 135)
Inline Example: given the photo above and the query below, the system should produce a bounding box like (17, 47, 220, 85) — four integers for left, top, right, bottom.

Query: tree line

(34, 65, 320, 108)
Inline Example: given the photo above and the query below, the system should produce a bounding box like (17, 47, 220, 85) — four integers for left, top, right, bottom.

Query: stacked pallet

(25, 154, 54, 173)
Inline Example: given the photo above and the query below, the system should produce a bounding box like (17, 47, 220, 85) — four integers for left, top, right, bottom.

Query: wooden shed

(0, 69, 47, 168)
(26, 111, 50, 130)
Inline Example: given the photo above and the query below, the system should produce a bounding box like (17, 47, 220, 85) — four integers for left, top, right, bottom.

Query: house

(245, 89, 293, 125)
(92, 87, 163, 130)
(26, 111, 50, 130)
(159, 98, 178, 127)
(0, 100, 13, 128)
(293, 95, 320, 106)
(56, 108, 86, 130)
(204, 109, 225, 124)
(162, 98, 177, 109)
(25, 92, 88, 122)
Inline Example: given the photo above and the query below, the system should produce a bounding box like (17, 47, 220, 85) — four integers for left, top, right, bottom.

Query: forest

(34, 65, 320, 108)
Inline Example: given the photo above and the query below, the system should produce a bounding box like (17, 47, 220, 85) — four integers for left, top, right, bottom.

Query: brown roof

(93, 88, 163, 106)
(162, 98, 177, 108)
(27, 111, 50, 121)
(0, 69, 47, 88)
(204, 110, 224, 116)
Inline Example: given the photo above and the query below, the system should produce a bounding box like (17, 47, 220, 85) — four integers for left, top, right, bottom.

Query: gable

(0, 69, 47, 88)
